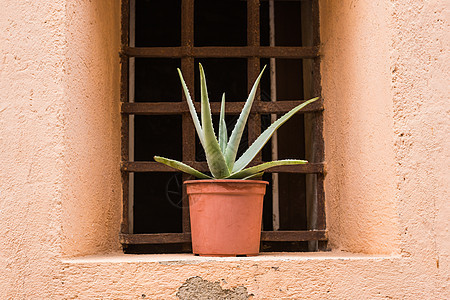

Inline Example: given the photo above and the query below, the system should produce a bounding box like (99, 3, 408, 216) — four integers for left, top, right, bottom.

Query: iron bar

(122, 161, 325, 174)
(120, 230, 328, 245)
(120, 0, 327, 249)
(247, 0, 261, 162)
(269, 0, 280, 231)
(121, 100, 323, 115)
(181, 0, 195, 235)
(123, 46, 319, 58)
(312, 0, 327, 251)
(120, 0, 130, 234)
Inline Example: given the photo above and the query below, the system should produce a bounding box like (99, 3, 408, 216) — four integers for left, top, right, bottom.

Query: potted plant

(155, 64, 318, 256)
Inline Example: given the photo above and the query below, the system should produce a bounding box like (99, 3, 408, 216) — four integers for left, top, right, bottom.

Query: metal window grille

(120, 0, 327, 252)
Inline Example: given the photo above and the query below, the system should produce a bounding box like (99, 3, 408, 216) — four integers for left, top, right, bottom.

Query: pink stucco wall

(0, 0, 121, 298)
(61, 0, 122, 258)
(322, 0, 399, 254)
(0, 0, 448, 298)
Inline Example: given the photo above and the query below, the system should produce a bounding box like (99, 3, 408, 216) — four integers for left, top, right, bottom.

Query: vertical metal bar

(247, 0, 261, 160)
(311, 0, 327, 251)
(181, 0, 195, 235)
(120, 0, 130, 234)
(301, 0, 317, 251)
(269, 0, 280, 231)
(312, 0, 321, 49)
(181, 0, 194, 49)
(121, 113, 129, 235)
(128, 0, 136, 234)
(181, 58, 194, 235)
(316, 173, 325, 228)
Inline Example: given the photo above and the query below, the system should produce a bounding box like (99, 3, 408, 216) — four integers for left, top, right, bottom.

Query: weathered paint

(60, 253, 413, 298)
(61, 0, 122, 258)
(0, 0, 121, 298)
(0, 0, 448, 299)
(322, 0, 399, 254)
(177, 276, 251, 299)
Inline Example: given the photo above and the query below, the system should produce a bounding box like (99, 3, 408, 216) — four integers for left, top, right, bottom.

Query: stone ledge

(61, 251, 409, 299)
(62, 251, 401, 264)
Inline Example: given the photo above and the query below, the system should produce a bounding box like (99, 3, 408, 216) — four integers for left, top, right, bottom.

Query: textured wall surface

(62, 0, 122, 257)
(321, 0, 399, 254)
(62, 253, 409, 299)
(0, 0, 448, 299)
(0, 1, 67, 298)
(390, 0, 449, 294)
(0, 0, 121, 298)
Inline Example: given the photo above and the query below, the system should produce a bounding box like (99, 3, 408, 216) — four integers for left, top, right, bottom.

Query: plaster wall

(0, 0, 448, 299)
(321, 0, 399, 254)
(0, 0, 121, 298)
(0, 1, 66, 298)
(62, 0, 121, 257)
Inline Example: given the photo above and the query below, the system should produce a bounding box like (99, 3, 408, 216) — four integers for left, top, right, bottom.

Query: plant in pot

(154, 64, 318, 256)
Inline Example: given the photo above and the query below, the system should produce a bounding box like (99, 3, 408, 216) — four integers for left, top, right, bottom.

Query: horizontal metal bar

(122, 102, 185, 114)
(121, 99, 323, 115)
(242, 0, 310, 2)
(123, 46, 319, 58)
(120, 233, 191, 244)
(122, 161, 205, 172)
(120, 230, 328, 245)
(261, 230, 328, 242)
(121, 161, 324, 174)
(125, 47, 182, 57)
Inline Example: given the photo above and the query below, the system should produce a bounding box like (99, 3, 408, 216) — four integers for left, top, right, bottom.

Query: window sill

(62, 251, 401, 265)
(61, 251, 406, 298)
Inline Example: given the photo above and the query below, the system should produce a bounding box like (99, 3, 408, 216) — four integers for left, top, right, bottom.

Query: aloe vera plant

(154, 64, 319, 180)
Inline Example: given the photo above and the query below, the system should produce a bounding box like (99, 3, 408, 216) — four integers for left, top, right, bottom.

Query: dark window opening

(135, 1, 181, 47)
(194, 0, 247, 47)
(193, 58, 248, 102)
(134, 58, 181, 102)
(121, 0, 326, 254)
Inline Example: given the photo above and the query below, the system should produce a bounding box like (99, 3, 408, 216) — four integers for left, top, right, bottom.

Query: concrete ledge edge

(62, 251, 403, 265)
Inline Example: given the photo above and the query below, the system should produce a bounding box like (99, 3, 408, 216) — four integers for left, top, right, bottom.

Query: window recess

(120, 0, 326, 254)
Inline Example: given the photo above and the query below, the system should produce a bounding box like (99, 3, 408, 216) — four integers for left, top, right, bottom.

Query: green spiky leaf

(218, 93, 228, 153)
(227, 159, 307, 179)
(199, 64, 230, 178)
(232, 97, 319, 173)
(224, 65, 266, 170)
(155, 66, 318, 180)
(242, 172, 264, 180)
(154, 156, 212, 179)
(177, 69, 204, 147)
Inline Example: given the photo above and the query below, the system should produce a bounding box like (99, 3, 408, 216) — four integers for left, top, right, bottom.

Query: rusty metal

(247, 0, 262, 163)
(315, 172, 325, 231)
(251, 0, 308, 1)
(122, 161, 324, 174)
(120, 0, 130, 234)
(311, 0, 327, 250)
(120, 0, 327, 250)
(123, 46, 319, 58)
(316, 173, 327, 251)
(260, 230, 327, 242)
(120, 0, 129, 50)
(120, 233, 191, 244)
(121, 99, 323, 115)
(120, 116, 129, 234)
(181, 0, 194, 47)
(312, 0, 320, 48)
(181, 0, 195, 235)
(120, 230, 327, 245)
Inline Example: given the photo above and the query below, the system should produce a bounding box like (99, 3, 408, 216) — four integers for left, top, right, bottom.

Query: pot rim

(184, 179, 269, 185)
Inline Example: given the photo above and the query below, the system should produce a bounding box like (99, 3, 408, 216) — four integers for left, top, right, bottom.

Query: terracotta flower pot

(185, 179, 268, 257)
